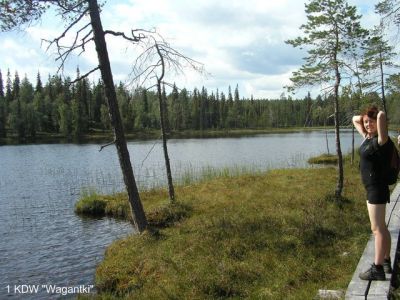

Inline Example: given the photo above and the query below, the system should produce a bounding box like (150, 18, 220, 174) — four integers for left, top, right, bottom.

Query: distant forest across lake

(0, 68, 399, 141)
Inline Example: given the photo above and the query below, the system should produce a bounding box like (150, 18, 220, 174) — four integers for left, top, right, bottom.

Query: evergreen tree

(12, 71, 20, 101)
(286, 0, 368, 197)
(43, 94, 55, 132)
(0, 69, 5, 137)
(9, 97, 24, 139)
(233, 84, 243, 128)
(219, 92, 227, 128)
(0, 69, 4, 98)
(0, 98, 5, 137)
(35, 72, 43, 94)
(200, 86, 208, 129)
(179, 88, 190, 130)
(25, 102, 38, 138)
(376, 0, 400, 31)
(169, 84, 179, 130)
(20, 76, 37, 137)
(162, 85, 170, 133)
(58, 98, 72, 137)
(19, 76, 34, 103)
(74, 69, 90, 126)
(360, 30, 398, 115)
(71, 98, 84, 137)
(100, 103, 110, 130)
(134, 88, 149, 129)
(5, 69, 12, 106)
(91, 80, 104, 124)
(225, 86, 236, 128)
(33, 92, 45, 131)
(116, 82, 133, 132)
(191, 88, 200, 130)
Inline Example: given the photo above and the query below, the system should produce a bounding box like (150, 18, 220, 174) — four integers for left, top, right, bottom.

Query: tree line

(1, 68, 399, 141)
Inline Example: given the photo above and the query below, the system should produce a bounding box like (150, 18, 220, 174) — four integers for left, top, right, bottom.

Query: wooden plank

(345, 184, 400, 300)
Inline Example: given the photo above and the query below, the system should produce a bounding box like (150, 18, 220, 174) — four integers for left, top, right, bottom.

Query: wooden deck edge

(345, 184, 400, 300)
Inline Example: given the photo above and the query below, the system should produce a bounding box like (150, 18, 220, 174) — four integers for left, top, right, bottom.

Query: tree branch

(55, 0, 87, 14)
(99, 140, 116, 152)
(70, 66, 100, 84)
(104, 30, 145, 42)
(44, 8, 89, 53)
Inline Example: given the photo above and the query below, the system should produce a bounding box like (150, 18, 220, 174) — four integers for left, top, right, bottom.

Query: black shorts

(366, 184, 390, 204)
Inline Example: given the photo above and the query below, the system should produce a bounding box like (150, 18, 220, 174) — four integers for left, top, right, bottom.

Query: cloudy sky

(0, 0, 379, 99)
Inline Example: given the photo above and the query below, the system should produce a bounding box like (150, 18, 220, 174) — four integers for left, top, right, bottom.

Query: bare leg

(367, 202, 391, 265)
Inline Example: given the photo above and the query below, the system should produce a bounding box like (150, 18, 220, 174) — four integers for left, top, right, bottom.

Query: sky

(0, 0, 380, 99)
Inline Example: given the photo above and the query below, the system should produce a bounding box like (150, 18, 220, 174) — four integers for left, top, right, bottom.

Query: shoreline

(0, 126, 353, 146)
(2, 125, 398, 146)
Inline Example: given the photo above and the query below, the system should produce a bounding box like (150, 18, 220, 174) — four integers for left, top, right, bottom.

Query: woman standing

(352, 105, 393, 281)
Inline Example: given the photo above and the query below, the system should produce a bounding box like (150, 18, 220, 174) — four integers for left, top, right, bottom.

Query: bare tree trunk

(154, 44, 175, 202)
(87, 0, 147, 232)
(379, 54, 388, 116)
(325, 127, 330, 155)
(157, 82, 175, 201)
(334, 60, 344, 198)
(351, 97, 355, 166)
(324, 118, 330, 155)
(351, 124, 355, 165)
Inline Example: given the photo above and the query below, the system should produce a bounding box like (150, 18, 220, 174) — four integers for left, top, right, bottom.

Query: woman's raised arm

(377, 111, 388, 145)
(352, 115, 366, 138)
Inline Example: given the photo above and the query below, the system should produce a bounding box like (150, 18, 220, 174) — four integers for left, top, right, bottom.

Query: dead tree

(155, 43, 175, 201)
(128, 31, 204, 202)
(0, 0, 148, 232)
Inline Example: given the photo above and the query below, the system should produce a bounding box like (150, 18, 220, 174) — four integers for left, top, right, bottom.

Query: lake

(0, 130, 367, 298)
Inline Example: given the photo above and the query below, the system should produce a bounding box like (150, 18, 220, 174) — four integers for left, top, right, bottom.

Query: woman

(352, 105, 392, 281)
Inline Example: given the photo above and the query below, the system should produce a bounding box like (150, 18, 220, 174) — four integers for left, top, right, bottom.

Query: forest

(0, 68, 400, 141)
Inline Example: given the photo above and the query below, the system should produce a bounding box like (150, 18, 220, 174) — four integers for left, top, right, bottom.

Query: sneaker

(359, 263, 386, 281)
(384, 258, 393, 274)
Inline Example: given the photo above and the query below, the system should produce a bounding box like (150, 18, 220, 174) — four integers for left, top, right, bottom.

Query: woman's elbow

(377, 111, 386, 120)
(352, 115, 361, 125)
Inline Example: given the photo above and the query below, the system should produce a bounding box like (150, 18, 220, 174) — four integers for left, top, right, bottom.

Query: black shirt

(359, 136, 392, 186)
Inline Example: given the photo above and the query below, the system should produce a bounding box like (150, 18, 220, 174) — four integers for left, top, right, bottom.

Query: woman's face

(363, 115, 377, 136)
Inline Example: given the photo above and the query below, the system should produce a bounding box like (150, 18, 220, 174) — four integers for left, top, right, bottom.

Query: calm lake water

(0, 130, 368, 298)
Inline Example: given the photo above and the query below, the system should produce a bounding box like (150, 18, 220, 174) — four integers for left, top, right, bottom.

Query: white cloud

(0, 0, 382, 99)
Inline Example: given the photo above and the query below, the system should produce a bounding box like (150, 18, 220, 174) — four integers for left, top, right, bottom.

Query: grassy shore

(1, 125, 399, 145)
(0, 127, 331, 145)
(76, 159, 371, 299)
(307, 153, 339, 165)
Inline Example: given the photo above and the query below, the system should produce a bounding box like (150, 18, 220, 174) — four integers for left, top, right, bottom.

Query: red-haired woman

(352, 105, 393, 281)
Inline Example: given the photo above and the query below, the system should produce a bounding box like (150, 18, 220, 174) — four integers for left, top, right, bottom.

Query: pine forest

(1, 68, 400, 141)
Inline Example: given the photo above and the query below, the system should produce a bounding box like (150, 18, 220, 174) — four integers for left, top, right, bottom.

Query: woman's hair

(362, 105, 379, 120)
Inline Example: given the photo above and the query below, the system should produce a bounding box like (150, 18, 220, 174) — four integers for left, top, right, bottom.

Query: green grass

(307, 153, 338, 165)
(76, 160, 370, 299)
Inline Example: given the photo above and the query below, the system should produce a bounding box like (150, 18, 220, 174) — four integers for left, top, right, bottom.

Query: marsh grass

(178, 164, 264, 186)
(76, 159, 370, 299)
(307, 153, 339, 165)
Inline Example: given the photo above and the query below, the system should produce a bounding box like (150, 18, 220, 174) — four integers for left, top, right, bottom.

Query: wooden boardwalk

(345, 183, 400, 299)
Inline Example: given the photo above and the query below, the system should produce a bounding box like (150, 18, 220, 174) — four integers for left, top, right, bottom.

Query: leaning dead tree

(0, 0, 148, 232)
(127, 31, 204, 202)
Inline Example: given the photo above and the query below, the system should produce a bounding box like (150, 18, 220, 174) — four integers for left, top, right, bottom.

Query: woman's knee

(371, 224, 388, 235)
